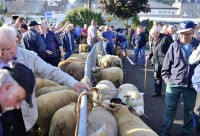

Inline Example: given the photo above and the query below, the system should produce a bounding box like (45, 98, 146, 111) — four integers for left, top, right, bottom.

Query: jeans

(64, 50, 73, 60)
(134, 47, 145, 65)
(1, 109, 30, 136)
(120, 40, 128, 50)
(162, 82, 197, 135)
(106, 47, 114, 55)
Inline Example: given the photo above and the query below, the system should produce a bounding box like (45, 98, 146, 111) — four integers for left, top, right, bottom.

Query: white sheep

(117, 84, 144, 116)
(91, 66, 123, 85)
(36, 85, 74, 97)
(97, 80, 118, 98)
(36, 90, 79, 136)
(87, 106, 118, 136)
(98, 55, 123, 69)
(35, 78, 60, 91)
(49, 102, 77, 136)
(111, 99, 158, 136)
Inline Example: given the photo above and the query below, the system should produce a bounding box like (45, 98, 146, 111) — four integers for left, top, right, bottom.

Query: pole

(144, 59, 147, 94)
(88, 0, 91, 9)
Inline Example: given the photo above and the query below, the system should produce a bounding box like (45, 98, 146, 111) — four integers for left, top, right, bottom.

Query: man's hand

(46, 50, 52, 55)
(106, 39, 110, 44)
(146, 55, 150, 61)
(74, 82, 90, 93)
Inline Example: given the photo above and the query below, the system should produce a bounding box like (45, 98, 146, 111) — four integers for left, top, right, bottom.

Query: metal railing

(78, 40, 106, 136)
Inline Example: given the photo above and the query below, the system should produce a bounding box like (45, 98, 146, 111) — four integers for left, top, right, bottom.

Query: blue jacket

(131, 33, 146, 48)
(162, 38, 200, 87)
(62, 31, 78, 52)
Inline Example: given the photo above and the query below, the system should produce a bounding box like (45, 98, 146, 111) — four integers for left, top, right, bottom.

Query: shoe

(133, 63, 137, 66)
(151, 93, 161, 97)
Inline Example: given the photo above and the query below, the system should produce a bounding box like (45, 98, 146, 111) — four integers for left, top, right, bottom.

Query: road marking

(123, 52, 134, 65)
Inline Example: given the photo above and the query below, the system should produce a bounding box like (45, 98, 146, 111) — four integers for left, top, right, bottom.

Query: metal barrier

(78, 40, 106, 136)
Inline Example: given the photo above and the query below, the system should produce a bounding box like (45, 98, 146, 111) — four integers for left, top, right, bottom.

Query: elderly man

(39, 21, 64, 66)
(161, 21, 199, 136)
(193, 23, 200, 41)
(0, 25, 90, 136)
(21, 20, 46, 59)
(167, 25, 178, 41)
(100, 25, 116, 55)
(146, 27, 173, 97)
(87, 19, 99, 52)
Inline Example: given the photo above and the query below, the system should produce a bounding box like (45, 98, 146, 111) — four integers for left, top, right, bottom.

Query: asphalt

(122, 45, 195, 136)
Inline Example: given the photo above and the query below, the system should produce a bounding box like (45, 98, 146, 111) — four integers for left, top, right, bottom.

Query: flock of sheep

(31, 44, 158, 136)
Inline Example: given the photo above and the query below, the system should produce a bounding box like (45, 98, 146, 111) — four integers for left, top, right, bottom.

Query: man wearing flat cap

(0, 62, 35, 136)
(21, 20, 46, 59)
(161, 21, 200, 136)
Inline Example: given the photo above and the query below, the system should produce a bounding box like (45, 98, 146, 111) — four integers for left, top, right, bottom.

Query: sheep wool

(35, 78, 60, 91)
(113, 105, 158, 136)
(49, 102, 77, 136)
(118, 83, 139, 94)
(87, 106, 118, 136)
(36, 85, 74, 97)
(79, 44, 88, 53)
(65, 62, 85, 81)
(36, 90, 79, 136)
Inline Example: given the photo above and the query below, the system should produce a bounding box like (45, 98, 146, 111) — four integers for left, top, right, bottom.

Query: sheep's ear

(124, 95, 130, 98)
(91, 67, 96, 72)
(140, 93, 144, 96)
(92, 87, 98, 92)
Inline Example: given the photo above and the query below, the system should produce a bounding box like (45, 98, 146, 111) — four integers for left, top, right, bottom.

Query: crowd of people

(0, 15, 200, 136)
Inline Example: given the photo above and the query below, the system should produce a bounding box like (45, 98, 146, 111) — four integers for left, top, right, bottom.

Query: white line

(127, 56, 134, 65)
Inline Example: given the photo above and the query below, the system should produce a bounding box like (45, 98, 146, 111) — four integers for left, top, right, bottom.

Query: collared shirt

(181, 40, 194, 60)
(0, 49, 18, 69)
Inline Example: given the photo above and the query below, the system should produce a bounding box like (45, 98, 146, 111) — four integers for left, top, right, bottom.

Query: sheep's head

(124, 92, 144, 115)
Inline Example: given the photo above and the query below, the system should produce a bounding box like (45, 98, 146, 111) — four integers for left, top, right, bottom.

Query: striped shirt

(41, 30, 62, 58)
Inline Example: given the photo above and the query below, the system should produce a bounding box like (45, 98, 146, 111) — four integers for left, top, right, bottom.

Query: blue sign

(45, 12, 53, 19)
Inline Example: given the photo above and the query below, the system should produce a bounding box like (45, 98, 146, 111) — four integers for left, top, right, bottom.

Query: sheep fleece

(36, 90, 79, 136)
(49, 102, 77, 136)
(35, 78, 60, 91)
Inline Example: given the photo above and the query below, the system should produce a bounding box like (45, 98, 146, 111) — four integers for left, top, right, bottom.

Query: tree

(62, 7, 105, 27)
(98, 0, 150, 20)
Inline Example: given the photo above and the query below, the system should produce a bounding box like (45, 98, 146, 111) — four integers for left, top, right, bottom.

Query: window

(185, 5, 187, 8)
(158, 11, 162, 14)
(191, 11, 193, 16)
(168, 11, 171, 14)
(191, 4, 193, 9)
(197, 11, 199, 16)
(184, 11, 187, 15)
(172, 11, 174, 15)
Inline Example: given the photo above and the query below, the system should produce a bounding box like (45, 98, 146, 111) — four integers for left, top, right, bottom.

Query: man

(146, 27, 173, 97)
(131, 26, 146, 66)
(122, 25, 128, 37)
(21, 20, 46, 59)
(115, 31, 128, 60)
(193, 23, 200, 41)
(62, 24, 78, 60)
(167, 25, 178, 41)
(74, 24, 82, 44)
(110, 26, 116, 34)
(0, 62, 35, 136)
(0, 24, 90, 136)
(39, 21, 64, 66)
(87, 19, 99, 52)
(14, 16, 26, 30)
(81, 24, 88, 44)
(100, 25, 116, 55)
(161, 21, 199, 136)
(20, 24, 28, 33)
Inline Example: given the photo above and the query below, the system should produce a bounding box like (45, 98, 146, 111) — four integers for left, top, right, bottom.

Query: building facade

(173, 0, 200, 17)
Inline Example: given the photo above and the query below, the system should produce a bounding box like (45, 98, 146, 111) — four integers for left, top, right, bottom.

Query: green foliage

(62, 7, 105, 27)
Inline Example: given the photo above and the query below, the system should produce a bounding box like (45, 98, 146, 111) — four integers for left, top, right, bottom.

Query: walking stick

(144, 59, 148, 94)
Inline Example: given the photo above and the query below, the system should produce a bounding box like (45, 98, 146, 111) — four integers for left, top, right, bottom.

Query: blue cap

(177, 21, 194, 33)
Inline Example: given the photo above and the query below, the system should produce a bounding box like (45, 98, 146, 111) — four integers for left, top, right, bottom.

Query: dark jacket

(131, 33, 146, 48)
(62, 31, 78, 52)
(116, 34, 127, 47)
(162, 38, 200, 88)
(149, 33, 173, 66)
(21, 29, 46, 58)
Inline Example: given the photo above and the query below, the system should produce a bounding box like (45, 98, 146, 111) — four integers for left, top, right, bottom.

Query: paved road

(122, 46, 195, 136)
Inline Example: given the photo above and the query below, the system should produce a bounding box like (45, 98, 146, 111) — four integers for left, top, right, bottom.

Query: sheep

(91, 66, 123, 85)
(36, 85, 74, 97)
(114, 46, 121, 56)
(97, 80, 118, 98)
(87, 106, 118, 136)
(36, 90, 79, 136)
(98, 55, 123, 69)
(65, 62, 85, 81)
(79, 44, 88, 53)
(49, 102, 77, 136)
(35, 78, 60, 91)
(117, 84, 144, 116)
(58, 57, 85, 72)
(111, 98, 158, 136)
(71, 53, 89, 61)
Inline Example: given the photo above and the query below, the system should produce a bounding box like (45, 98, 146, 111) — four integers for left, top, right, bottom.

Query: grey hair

(0, 24, 17, 42)
(0, 69, 18, 88)
(28, 26, 34, 29)
(150, 27, 161, 35)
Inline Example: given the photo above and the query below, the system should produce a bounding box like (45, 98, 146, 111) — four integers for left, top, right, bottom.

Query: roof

(7, 0, 45, 15)
(149, 1, 179, 9)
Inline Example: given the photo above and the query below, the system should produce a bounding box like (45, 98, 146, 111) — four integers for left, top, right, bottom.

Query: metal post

(88, 0, 91, 9)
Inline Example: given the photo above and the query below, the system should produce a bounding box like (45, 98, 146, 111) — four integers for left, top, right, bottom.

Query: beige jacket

(17, 48, 78, 131)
